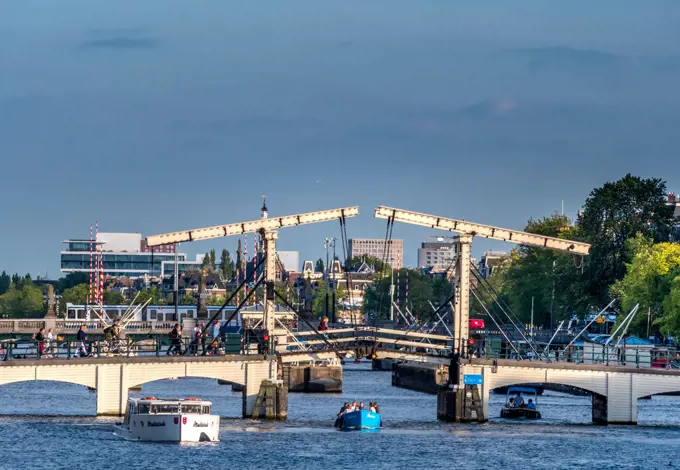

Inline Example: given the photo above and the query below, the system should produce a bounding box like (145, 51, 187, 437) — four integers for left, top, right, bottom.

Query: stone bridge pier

(436, 359, 680, 425)
(0, 356, 275, 417)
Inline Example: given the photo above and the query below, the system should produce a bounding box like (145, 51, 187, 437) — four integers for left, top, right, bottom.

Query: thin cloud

(78, 32, 159, 50)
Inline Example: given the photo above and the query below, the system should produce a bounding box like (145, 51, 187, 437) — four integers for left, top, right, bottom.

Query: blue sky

(2, 0, 680, 277)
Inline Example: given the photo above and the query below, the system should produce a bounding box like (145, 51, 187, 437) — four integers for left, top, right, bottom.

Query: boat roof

(507, 387, 538, 394)
(130, 397, 212, 405)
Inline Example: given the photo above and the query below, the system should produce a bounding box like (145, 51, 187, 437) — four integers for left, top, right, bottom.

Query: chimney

(669, 192, 677, 204)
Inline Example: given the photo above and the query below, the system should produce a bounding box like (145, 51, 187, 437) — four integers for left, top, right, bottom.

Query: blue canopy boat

(500, 386, 541, 419)
(336, 410, 382, 430)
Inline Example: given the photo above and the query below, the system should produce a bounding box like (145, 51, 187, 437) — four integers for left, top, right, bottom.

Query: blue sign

(463, 374, 483, 385)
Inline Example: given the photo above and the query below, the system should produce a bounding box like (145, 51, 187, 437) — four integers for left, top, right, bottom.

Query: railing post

(636, 348, 639, 368)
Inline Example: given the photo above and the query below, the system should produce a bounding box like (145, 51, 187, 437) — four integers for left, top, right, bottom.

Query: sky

(2, 0, 680, 277)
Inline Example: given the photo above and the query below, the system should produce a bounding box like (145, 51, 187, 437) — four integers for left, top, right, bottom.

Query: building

(417, 242, 457, 272)
(348, 238, 403, 269)
(276, 251, 300, 274)
(478, 251, 507, 278)
(61, 232, 201, 279)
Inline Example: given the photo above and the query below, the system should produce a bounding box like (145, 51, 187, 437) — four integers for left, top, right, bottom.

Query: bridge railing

(0, 338, 167, 361)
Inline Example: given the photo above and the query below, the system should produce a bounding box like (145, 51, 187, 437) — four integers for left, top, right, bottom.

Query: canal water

(1, 363, 679, 469)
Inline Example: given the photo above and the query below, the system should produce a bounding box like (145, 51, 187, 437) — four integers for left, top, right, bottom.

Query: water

(1, 363, 680, 469)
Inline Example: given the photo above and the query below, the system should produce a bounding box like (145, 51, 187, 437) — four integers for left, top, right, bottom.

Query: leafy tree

(0, 271, 10, 295)
(611, 236, 680, 337)
(579, 174, 675, 302)
(209, 249, 217, 272)
(201, 253, 212, 272)
(0, 283, 44, 317)
(180, 294, 196, 305)
(61, 284, 89, 305)
(55, 272, 89, 292)
(311, 280, 348, 318)
(103, 290, 125, 305)
(219, 249, 235, 280)
(11, 274, 20, 285)
(490, 214, 592, 325)
(135, 287, 162, 305)
(362, 269, 435, 320)
(315, 258, 325, 273)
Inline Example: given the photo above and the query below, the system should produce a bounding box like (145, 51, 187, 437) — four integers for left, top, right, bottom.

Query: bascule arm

(375, 206, 590, 255)
(146, 206, 359, 246)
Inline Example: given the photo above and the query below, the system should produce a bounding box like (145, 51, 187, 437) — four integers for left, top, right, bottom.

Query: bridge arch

(484, 367, 607, 397)
(126, 363, 246, 389)
(0, 369, 96, 389)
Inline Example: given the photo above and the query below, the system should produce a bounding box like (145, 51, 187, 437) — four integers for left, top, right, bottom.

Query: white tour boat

(113, 397, 219, 442)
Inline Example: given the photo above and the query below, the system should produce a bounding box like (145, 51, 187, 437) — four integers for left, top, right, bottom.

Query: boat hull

(500, 407, 541, 420)
(114, 414, 220, 442)
(337, 410, 381, 430)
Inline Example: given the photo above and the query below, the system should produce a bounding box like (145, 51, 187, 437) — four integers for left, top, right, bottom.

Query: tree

(0, 283, 44, 317)
(201, 253, 212, 272)
(611, 236, 680, 337)
(55, 272, 89, 292)
(0, 271, 10, 295)
(362, 269, 438, 320)
(495, 214, 593, 325)
(311, 280, 348, 317)
(209, 249, 217, 272)
(219, 249, 235, 280)
(579, 174, 675, 302)
(61, 284, 89, 305)
(315, 258, 325, 273)
(104, 290, 125, 305)
(11, 274, 20, 285)
(180, 294, 196, 305)
(135, 287, 162, 305)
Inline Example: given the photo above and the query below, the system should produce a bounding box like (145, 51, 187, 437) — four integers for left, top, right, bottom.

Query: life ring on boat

(142, 397, 157, 400)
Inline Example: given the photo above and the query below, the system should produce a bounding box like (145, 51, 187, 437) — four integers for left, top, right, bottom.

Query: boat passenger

(358, 402, 365, 410)
(506, 397, 515, 408)
(514, 393, 524, 408)
(373, 402, 381, 414)
(526, 399, 536, 410)
(369, 403, 376, 413)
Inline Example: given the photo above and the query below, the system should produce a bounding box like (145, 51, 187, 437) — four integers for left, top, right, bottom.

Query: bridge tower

(374, 206, 590, 422)
(146, 203, 358, 392)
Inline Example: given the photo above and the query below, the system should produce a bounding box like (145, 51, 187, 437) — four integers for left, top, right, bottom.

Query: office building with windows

(61, 232, 201, 278)
(417, 242, 458, 272)
(348, 238, 403, 269)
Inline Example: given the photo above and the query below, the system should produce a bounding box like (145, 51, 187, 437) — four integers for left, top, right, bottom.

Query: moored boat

(337, 410, 382, 430)
(113, 397, 219, 442)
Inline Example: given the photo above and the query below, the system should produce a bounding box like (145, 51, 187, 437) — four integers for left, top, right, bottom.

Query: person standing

(46, 328, 55, 357)
(200, 322, 207, 355)
(34, 327, 46, 358)
(167, 323, 183, 355)
(76, 324, 89, 357)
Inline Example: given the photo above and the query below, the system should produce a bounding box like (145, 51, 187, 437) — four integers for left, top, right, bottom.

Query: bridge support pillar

(242, 359, 282, 418)
(96, 364, 129, 416)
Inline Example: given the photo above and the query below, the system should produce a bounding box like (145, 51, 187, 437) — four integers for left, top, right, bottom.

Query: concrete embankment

(391, 362, 448, 395)
(282, 365, 342, 393)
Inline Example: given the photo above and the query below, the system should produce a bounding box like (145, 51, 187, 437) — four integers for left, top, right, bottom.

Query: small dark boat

(500, 386, 542, 419)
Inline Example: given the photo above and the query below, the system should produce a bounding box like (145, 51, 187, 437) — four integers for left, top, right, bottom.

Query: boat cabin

(124, 398, 212, 425)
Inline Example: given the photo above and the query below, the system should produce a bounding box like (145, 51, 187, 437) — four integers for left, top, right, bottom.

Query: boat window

(181, 404, 202, 414)
(202, 406, 211, 414)
(137, 404, 150, 414)
(149, 404, 179, 414)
